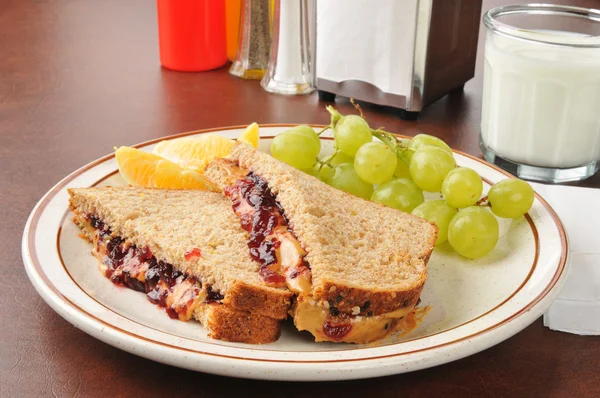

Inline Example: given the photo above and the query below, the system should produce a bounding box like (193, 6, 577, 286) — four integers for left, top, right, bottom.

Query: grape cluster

(270, 106, 535, 259)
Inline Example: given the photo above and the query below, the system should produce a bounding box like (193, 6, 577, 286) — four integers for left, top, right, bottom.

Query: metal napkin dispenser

(315, 0, 482, 119)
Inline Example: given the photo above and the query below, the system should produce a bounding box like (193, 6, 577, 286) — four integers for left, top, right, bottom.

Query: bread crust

(199, 304, 281, 344)
(315, 235, 434, 315)
(225, 281, 292, 320)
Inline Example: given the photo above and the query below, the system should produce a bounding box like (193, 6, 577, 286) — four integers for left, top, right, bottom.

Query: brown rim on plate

(25, 125, 569, 363)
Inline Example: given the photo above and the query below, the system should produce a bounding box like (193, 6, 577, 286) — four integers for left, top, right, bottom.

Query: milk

(481, 31, 600, 169)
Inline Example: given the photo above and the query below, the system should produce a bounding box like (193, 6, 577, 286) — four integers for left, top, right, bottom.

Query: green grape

(354, 142, 397, 185)
(333, 115, 372, 157)
(271, 131, 320, 170)
(448, 207, 499, 259)
(315, 150, 353, 182)
(401, 139, 414, 162)
(442, 167, 483, 208)
(302, 166, 321, 179)
(394, 153, 411, 179)
(329, 163, 373, 199)
(330, 150, 354, 167)
(317, 164, 333, 182)
(408, 134, 452, 155)
(287, 125, 321, 153)
(488, 179, 535, 218)
(371, 178, 424, 213)
(412, 200, 457, 245)
(409, 145, 457, 192)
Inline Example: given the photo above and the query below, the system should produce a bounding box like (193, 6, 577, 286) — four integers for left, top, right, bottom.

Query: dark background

(1, 0, 599, 396)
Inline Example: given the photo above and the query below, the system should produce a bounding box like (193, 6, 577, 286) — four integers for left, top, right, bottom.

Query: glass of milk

(480, 4, 600, 183)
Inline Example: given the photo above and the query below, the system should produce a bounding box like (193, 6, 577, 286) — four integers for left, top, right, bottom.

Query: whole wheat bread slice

(205, 144, 437, 316)
(68, 187, 292, 343)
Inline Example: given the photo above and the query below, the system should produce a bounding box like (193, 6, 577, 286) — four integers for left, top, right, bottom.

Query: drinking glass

(480, 4, 600, 183)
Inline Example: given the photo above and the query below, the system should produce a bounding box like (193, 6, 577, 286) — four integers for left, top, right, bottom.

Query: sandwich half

(204, 144, 438, 343)
(68, 187, 293, 344)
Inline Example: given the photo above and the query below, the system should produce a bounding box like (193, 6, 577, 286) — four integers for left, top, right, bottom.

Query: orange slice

(152, 135, 236, 172)
(115, 146, 217, 191)
(237, 122, 260, 148)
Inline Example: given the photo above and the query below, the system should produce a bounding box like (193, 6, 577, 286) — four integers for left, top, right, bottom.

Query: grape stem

(371, 128, 413, 160)
(350, 98, 364, 118)
(326, 105, 342, 127)
(371, 129, 398, 150)
(476, 196, 490, 207)
(316, 126, 330, 136)
(315, 149, 341, 171)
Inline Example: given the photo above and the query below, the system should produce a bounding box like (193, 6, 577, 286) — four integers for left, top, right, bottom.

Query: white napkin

(315, 0, 417, 96)
(533, 182, 600, 335)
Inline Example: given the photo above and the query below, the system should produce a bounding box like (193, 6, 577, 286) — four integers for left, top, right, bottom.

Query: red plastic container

(157, 0, 227, 72)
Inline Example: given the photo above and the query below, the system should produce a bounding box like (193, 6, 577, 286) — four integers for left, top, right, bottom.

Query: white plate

(23, 125, 569, 381)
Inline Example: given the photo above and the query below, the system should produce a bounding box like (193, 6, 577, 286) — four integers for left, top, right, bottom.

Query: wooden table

(1, 0, 598, 396)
